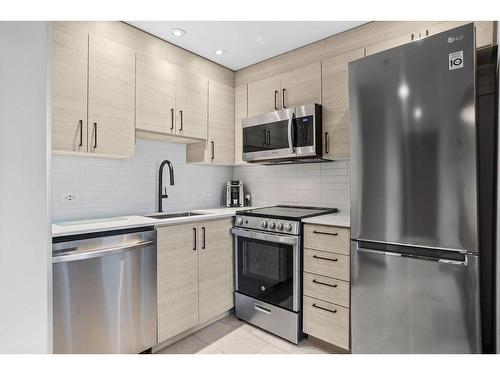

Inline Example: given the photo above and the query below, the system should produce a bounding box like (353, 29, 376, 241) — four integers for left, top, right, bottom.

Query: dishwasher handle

(52, 240, 155, 264)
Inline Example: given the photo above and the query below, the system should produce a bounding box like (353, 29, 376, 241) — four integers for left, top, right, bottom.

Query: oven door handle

(231, 227, 299, 245)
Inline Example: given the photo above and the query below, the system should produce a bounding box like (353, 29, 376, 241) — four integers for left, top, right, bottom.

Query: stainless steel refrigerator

(349, 23, 482, 353)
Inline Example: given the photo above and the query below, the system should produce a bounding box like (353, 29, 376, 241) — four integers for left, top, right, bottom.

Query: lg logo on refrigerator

(447, 34, 464, 43)
(449, 50, 464, 71)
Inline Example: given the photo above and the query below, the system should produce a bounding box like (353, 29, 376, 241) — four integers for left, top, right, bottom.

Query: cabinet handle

(312, 303, 337, 314)
(313, 230, 338, 236)
(78, 120, 83, 148)
(266, 130, 271, 145)
(325, 132, 329, 154)
(312, 279, 338, 288)
(274, 90, 279, 110)
(425, 29, 429, 36)
(202, 226, 206, 249)
(411, 33, 415, 41)
(262, 129, 267, 146)
(179, 110, 183, 132)
(170, 108, 174, 130)
(211, 141, 215, 160)
(193, 227, 197, 251)
(282, 88, 287, 108)
(93, 122, 97, 149)
(313, 254, 338, 262)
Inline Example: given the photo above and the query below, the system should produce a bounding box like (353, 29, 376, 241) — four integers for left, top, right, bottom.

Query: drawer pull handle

(313, 303, 337, 314)
(313, 255, 338, 262)
(312, 279, 338, 288)
(313, 230, 338, 236)
(254, 304, 271, 315)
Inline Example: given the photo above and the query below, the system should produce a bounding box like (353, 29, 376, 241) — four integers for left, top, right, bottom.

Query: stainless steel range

(231, 206, 337, 343)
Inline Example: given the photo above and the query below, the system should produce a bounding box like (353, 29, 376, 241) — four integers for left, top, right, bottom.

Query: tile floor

(156, 314, 329, 354)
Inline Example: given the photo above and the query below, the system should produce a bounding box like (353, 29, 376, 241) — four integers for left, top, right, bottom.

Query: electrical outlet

(60, 192, 79, 203)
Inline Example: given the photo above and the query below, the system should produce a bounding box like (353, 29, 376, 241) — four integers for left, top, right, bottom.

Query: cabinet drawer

(304, 225, 350, 254)
(303, 296, 349, 350)
(303, 272, 349, 308)
(304, 249, 349, 281)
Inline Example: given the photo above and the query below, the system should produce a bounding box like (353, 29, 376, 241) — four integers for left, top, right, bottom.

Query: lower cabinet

(157, 218, 233, 343)
(302, 224, 351, 351)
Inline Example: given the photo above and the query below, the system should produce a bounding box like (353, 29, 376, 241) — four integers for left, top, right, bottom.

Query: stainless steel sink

(143, 212, 204, 220)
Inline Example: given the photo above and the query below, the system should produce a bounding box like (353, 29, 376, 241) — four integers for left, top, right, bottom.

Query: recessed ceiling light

(171, 28, 186, 37)
(215, 49, 225, 55)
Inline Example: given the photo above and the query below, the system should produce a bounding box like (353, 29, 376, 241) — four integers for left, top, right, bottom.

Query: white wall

(0, 22, 51, 353)
(234, 161, 350, 213)
(52, 139, 233, 221)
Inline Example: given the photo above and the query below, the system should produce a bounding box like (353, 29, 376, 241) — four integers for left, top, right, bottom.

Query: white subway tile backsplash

(51, 138, 351, 222)
(234, 161, 350, 214)
(51, 139, 233, 222)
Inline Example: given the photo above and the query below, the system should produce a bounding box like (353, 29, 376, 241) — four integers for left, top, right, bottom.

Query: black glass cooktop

(236, 205, 337, 221)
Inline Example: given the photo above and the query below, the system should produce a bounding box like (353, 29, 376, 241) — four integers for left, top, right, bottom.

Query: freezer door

(349, 23, 477, 252)
(351, 241, 481, 353)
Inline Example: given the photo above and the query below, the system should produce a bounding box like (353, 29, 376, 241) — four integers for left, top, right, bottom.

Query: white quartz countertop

(302, 213, 350, 228)
(52, 207, 256, 238)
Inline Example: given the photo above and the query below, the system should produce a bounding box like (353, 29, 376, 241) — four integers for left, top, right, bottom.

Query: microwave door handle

(287, 114, 295, 154)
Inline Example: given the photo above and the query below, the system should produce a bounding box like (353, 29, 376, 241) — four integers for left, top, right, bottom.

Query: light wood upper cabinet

(247, 75, 281, 117)
(175, 69, 208, 140)
(321, 48, 365, 160)
(247, 63, 321, 117)
(135, 53, 176, 135)
(365, 33, 416, 56)
(87, 35, 136, 158)
(234, 85, 248, 165)
(52, 24, 89, 153)
(280, 62, 322, 108)
(198, 219, 233, 322)
(157, 223, 199, 343)
(186, 81, 234, 165)
(157, 218, 233, 343)
(208, 81, 235, 164)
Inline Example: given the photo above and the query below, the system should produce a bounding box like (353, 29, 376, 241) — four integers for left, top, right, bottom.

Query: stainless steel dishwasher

(52, 227, 157, 354)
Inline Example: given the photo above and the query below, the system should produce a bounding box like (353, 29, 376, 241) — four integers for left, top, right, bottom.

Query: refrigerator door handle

(356, 245, 468, 266)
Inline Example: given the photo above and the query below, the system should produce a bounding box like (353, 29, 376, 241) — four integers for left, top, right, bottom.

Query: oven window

(237, 236, 295, 310)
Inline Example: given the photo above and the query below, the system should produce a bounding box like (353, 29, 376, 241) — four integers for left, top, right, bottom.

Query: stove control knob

(236, 217, 243, 225)
(285, 223, 293, 232)
(277, 222, 284, 230)
(269, 221, 276, 229)
(261, 220, 268, 229)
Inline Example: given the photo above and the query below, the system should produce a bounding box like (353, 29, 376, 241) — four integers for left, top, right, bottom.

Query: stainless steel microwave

(242, 103, 327, 164)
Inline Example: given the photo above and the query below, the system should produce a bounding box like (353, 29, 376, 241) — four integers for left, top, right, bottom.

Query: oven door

(242, 108, 296, 162)
(232, 227, 301, 312)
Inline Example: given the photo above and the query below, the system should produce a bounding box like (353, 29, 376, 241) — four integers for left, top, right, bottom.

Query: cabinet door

(234, 85, 248, 165)
(176, 69, 208, 140)
(88, 35, 135, 157)
(52, 23, 88, 153)
(157, 224, 199, 342)
(280, 62, 322, 108)
(322, 48, 364, 160)
(198, 219, 233, 323)
(247, 75, 281, 116)
(136, 53, 176, 134)
(208, 80, 235, 165)
(365, 33, 415, 56)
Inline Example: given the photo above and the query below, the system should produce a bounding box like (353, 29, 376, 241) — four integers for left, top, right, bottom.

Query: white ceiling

(127, 21, 367, 70)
